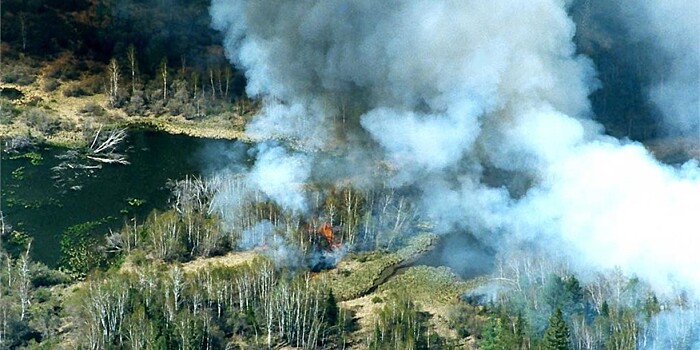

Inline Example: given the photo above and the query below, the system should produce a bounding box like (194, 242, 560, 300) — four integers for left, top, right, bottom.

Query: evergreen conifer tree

(543, 307, 570, 350)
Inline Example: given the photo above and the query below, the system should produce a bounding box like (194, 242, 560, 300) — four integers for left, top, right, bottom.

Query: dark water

(1, 131, 246, 266)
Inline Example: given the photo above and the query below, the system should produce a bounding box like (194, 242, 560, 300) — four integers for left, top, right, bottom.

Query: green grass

(378, 265, 479, 306)
(328, 233, 438, 301)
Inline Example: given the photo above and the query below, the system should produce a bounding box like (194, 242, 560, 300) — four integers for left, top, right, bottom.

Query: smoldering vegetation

(0, 172, 438, 349)
(209, 0, 700, 348)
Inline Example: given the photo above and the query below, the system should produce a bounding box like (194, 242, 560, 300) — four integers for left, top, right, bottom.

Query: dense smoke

(572, 0, 699, 138)
(210, 0, 700, 305)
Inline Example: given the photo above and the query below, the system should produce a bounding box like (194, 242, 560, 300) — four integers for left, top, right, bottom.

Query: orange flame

(319, 222, 334, 245)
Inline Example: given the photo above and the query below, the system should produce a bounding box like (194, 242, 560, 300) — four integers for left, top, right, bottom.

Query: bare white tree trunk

(209, 68, 216, 100)
(127, 44, 137, 94)
(20, 13, 27, 52)
(161, 58, 168, 101)
(18, 245, 31, 321)
(108, 58, 120, 107)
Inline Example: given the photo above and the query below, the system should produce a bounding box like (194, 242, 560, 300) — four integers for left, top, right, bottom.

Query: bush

(79, 102, 105, 116)
(0, 100, 20, 124)
(43, 78, 60, 92)
(1, 65, 36, 85)
(125, 90, 146, 116)
(30, 263, 71, 287)
(76, 75, 104, 95)
(33, 287, 53, 303)
(45, 54, 80, 81)
(62, 84, 88, 97)
(0, 87, 24, 100)
(24, 108, 61, 135)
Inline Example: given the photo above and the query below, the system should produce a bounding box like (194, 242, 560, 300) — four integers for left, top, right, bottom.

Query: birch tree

(108, 58, 120, 107)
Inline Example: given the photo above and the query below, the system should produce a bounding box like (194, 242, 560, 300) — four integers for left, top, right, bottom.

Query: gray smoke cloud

(210, 0, 700, 306)
(618, 0, 700, 136)
(572, 0, 700, 138)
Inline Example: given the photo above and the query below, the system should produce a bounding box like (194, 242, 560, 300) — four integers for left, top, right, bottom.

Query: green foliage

(479, 309, 526, 350)
(59, 219, 110, 277)
(9, 151, 43, 165)
(643, 294, 661, 321)
(448, 302, 486, 338)
(481, 316, 510, 350)
(0, 245, 63, 349)
(368, 292, 446, 350)
(543, 308, 570, 350)
(0, 99, 20, 124)
(11, 166, 25, 180)
(6, 229, 31, 247)
(59, 256, 348, 349)
(30, 262, 71, 287)
(127, 197, 146, 207)
(23, 108, 62, 135)
(324, 290, 340, 327)
(1, 64, 37, 85)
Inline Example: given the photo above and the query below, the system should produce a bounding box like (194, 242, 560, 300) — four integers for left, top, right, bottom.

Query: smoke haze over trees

(1, 0, 699, 348)
(210, 2, 700, 347)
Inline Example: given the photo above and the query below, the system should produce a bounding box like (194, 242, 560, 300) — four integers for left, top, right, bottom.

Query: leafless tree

(19, 13, 27, 52)
(18, 243, 31, 321)
(126, 44, 138, 94)
(87, 127, 129, 165)
(108, 58, 120, 108)
(224, 67, 232, 98)
(161, 58, 169, 101)
(209, 68, 216, 100)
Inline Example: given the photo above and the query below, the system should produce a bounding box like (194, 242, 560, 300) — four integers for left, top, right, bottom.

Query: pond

(1, 130, 249, 266)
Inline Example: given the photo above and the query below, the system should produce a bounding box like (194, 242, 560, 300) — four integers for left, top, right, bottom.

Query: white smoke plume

(617, 0, 700, 136)
(249, 142, 311, 213)
(572, 0, 700, 137)
(210, 0, 700, 306)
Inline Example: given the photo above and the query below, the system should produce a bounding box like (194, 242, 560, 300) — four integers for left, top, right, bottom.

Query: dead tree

(87, 127, 129, 164)
(19, 13, 27, 52)
(209, 68, 216, 100)
(160, 58, 169, 101)
(126, 44, 138, 94)
(18, 244, 31, 321)
(224, 67, 232, 98)
(108, 58, 120, 108)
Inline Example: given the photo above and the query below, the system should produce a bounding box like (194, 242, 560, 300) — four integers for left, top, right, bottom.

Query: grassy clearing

(326, 233, 437, 301)
(378, 265, 477, 305)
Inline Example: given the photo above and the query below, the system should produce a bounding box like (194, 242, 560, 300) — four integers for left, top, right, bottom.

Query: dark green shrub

(43, 78, 60, 92)
(62, 85, 87, 97)
(79, 102, 105, 116)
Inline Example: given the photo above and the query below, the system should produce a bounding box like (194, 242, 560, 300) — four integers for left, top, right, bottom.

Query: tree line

(447, 251, 700, 349)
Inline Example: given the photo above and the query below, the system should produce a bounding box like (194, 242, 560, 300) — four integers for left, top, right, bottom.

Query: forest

(2, 0, 700, 349)
(1, 0, 254, 146)
(1, 175, 698, 348)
